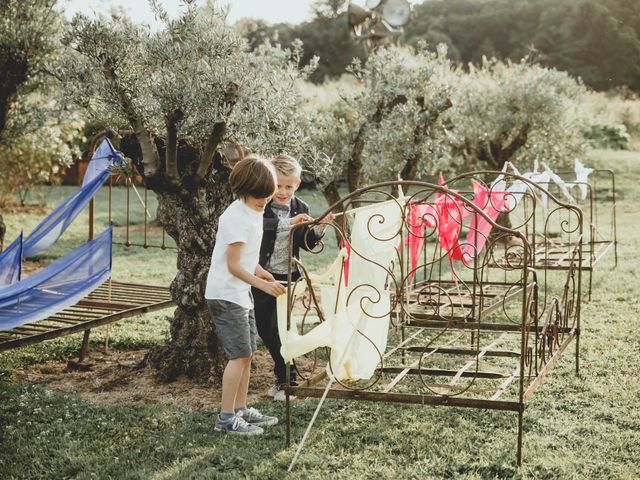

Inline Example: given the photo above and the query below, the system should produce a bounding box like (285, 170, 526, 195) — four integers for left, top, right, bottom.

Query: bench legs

(517, 409, 524, 466)
(79, 329, 91, 362)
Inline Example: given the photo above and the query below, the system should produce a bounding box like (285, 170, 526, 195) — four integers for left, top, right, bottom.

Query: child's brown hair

(229, 155, 277, 199)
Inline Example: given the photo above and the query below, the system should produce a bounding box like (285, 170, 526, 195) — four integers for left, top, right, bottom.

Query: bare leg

(221, 356, 251, 413)
(234, 353, 253, 409)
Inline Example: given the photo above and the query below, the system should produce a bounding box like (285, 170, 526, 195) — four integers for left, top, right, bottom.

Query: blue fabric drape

(82, 138, 121, 187)
(0, 227, 112, 331)
(22, 170, 109, 258)
(22, 138, 122, 259)
(0, 232, 23, 286)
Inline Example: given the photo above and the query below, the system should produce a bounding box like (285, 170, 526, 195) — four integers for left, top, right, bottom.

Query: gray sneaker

(238, 407, 278, 427)
(214, 414, 264, 435)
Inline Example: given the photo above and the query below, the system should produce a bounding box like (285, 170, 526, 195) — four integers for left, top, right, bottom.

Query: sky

(61, 0, 318, 26)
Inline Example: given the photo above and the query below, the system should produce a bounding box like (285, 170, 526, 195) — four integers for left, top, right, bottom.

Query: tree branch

(400, 97, 452, 181)
(0, 54, 28, 142)
(500, 123, 530, 166)
(165, 108, 183, 181)
(195, 121, 226, 181)
(194, 82, 239, 183)
(347, 94, 408, 192)
(347, 127, 366, 192)
(100, 55, 160, 177)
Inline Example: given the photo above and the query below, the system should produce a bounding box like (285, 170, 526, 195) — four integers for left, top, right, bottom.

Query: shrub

(580, 122, 630, 150)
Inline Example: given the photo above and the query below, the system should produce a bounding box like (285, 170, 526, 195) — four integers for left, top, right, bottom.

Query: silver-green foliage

(60, 0, 322, 174)
(305, 46, 594, 188)
(0, 0, 85, 205)
(352, 44, 455, 183)
(305, 44, 456, 190)
(442, 57, 589, 171)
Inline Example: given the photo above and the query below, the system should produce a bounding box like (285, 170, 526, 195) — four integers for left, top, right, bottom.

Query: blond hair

(271, 154, 302, 179)
(229, 155, 277, 199)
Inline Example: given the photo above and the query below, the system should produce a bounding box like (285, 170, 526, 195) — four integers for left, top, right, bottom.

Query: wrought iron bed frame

(282, 178, 582, 466)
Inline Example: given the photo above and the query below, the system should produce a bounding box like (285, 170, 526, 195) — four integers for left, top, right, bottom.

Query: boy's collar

(268, 197, 296, 208)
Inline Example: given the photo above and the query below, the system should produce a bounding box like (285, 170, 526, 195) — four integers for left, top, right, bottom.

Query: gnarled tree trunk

(120, 134, 234, 383)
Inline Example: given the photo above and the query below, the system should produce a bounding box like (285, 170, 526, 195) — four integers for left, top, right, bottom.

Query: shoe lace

(230, 414, 250, 431)
(244, 407, 263, 419)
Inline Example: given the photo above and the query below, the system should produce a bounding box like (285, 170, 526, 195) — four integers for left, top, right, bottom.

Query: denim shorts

(207, 299, 257, 359)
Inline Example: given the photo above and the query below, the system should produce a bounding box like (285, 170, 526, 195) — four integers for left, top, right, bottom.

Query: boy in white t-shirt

(205, 155, 286, 435)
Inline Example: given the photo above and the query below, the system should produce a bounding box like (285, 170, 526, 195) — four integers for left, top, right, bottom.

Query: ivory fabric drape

(277, 199, 404, 381)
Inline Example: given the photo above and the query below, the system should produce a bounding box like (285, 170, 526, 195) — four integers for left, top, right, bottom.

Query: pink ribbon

(405, 202, 437, 280)
(459, 180, 509, 264)
(340, 239, 351, 287)
(404, 177, 511, 270)
(436, 175, 470, 261)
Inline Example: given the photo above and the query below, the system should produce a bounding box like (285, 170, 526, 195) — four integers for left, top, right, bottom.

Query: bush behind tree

(441, 57, 589, 172)
(404, 0, 640, 93)
(0, 98, 84, 207)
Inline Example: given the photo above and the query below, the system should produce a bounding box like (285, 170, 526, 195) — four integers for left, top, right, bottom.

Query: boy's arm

(263, 217, 279, 232)
(255, 264, 276, 282)
(292, 200, 319, 251)
(227, 242, 285, 297)
(299, 212, 334, 251)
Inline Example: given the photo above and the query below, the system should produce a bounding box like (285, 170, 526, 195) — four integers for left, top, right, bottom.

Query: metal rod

(129, 181, 152, 219)
(287, 378, 334, 472)
(517, 409, 524, 466)
(126, 177, 131, 246)
(144, 187, 148, 247)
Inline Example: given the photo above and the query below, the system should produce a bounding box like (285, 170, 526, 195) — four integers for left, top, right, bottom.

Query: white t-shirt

(205, 199, 263, 308)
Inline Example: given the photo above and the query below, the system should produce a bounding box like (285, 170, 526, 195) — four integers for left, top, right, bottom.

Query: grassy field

(1, 150, 639, 479)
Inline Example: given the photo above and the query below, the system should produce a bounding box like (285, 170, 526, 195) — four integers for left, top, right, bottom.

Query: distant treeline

(236, 0, 640, 91)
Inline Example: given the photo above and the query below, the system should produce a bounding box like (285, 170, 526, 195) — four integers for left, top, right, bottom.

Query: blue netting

(0, 232, 23, 286)
(22, 138, 122, 259)
(0, 227, 112, 331)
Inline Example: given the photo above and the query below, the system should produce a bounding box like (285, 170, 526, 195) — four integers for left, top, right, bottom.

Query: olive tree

(0, 101, 84, 206)
(0, 0, 82, 244)
(61, 1, 323, 381)
(305, 45, 456, 207)
(0, 0, 62, 141)
(442, 57, 588, 172)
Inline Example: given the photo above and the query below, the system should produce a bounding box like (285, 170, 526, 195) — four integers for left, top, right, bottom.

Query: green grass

(1, 151, 640, 479)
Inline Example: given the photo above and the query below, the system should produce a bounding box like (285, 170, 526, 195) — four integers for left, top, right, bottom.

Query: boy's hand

(260, 279, 286, 297)
(319, 212, 335, 223)
(291, 213, 313, 225)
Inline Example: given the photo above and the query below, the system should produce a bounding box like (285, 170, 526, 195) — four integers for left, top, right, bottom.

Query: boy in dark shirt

(253, 154, 333, 400)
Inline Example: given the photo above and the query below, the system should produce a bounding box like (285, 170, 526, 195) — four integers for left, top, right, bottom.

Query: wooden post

(79, 330, 91, 362)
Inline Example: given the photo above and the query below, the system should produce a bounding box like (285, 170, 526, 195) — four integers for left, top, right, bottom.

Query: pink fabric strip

(436, 175, 470, 261)
(438, 195, 467, 261)
(406, 202, 437, 280)
(461, 180, 508, 264)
